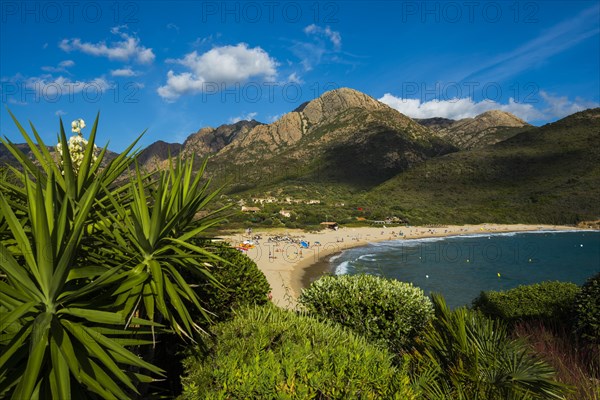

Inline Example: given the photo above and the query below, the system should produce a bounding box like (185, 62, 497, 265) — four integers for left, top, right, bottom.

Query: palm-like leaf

(413, 294, 570, 399)
(95, 157, 230, 340)
(1, 113, 232, 397)
(0, 115, 165, 398)
(0, 173, 163, 399)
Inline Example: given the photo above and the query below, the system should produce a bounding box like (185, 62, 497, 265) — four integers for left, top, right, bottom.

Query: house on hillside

(279, 209, 292, 218)
(241, 206, 261, 213)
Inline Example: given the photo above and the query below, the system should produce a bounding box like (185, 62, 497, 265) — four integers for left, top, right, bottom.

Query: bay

(328, 231, 600, 308)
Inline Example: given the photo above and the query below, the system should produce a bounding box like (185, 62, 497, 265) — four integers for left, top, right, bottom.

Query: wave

(328, 253, 343, 264)
(367, 229, 595, 248)
(335, 261, 350, 275)
(358, 253, 377, 262)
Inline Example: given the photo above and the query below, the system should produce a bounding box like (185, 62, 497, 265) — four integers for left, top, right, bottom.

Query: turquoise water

(331, 231, 600, 308)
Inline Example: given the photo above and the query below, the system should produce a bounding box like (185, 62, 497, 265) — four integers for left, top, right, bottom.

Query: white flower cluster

(56, 119, 99, 174)
(71, 118, 85, 134)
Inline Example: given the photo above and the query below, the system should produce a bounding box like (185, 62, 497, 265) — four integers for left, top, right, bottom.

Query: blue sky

(1, 1, 599, 151)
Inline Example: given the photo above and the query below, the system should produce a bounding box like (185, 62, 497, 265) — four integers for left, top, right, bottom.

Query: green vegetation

(179, 305, 417, 399)
(299, 274, 434, 353)
(513, 321, 600, 400)
(364, 109, 600, 225)
(573, 272, 600, 344)
(0, 114, 230, 398)
(218, 108, 599, 227)
(2, 109, 596, 399)
(194, 242, 271, 323)
(471, 279, 600, 399)
(472, 281, 580, 325)
(412, 294, 570, 399)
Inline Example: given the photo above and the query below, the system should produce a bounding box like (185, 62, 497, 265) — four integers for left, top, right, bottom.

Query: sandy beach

(220, 224, 583, 309)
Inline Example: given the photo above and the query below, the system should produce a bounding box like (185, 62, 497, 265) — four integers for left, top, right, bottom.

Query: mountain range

(2, 88, 598, 225)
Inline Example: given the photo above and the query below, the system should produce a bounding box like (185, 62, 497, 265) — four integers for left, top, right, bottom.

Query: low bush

(179, 305, 416, 399)
(195, 243, 271, 322)
(298, 274, 434, 353)
(472, 281, 580, 325)
(412, 294, 569, 400)
(573, 272, 600, 344)
(513, 320, 600, 400)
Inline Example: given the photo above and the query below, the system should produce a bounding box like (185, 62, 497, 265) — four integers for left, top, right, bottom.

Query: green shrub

(179, 305, 416, 399)
(413, 294, 569, 399)
(574, 272, 600, 344)
(298, 274, 434, 352)
(472, 281, 580, 325)
(196, 243, 271, 322)
(0, 114, 228, 398)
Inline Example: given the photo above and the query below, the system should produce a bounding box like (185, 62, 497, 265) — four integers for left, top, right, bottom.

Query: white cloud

(293, 25, 344, 71)
(41, 60, 75, 73)
(379, 94, 544, 121)
(110, 68, 137, 77)
(304, 24, 341, 50)
(158, 43, 278, 100)
(191, 34, 218, 47)
(25, 75, 112, 96)
(462, 5, 599, 83)
(228, 112, 258, 124)
(539, 91, 599, 119)
(379, 91, 599, 122)
(267, 114, 282, 123)
(287, 72, 303, 84)
(60, 26, 155, 64)
(55, 110, 67, 117)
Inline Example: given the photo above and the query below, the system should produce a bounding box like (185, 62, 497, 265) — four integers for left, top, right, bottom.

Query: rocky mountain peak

(299, 88, 388, 126)
(474, 110, 529, 127)
(428, 110, 532, 150)
(182, 119, 262, 157)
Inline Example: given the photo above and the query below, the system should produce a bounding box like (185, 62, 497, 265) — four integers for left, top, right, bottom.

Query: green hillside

(363, 108, 600, 224)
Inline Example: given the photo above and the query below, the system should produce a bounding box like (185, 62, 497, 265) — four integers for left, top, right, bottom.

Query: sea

(326, 230, 600, 309)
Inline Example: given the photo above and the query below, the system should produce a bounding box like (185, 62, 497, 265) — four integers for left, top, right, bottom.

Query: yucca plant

(412, 294, 570, 399)
(1, 113, 230, 397)
(0, 169, 163, 399)
(92, 157, 230, 340)
(1, 111, 141, 206)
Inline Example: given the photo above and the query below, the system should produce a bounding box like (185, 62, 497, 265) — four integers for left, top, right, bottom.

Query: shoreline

(220, 224, 593, 309)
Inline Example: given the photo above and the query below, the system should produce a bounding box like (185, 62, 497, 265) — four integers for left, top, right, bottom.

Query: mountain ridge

(204, 88, 457, 188)
(365, 107, 600, 224)
(416, 110, 532, 150)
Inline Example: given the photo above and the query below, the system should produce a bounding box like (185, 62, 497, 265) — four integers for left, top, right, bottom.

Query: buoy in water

(497, 272, 501, 277)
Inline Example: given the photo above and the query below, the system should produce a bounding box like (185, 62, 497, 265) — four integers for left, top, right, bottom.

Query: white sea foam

(335, 261, 350, 275)
(328, 253, 343, 264)
(358, 253, 377, 261)
(368, 230, 592, 248)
